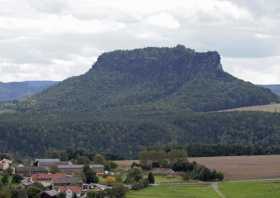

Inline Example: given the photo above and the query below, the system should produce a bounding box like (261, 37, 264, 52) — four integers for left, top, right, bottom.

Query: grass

(220, 181, 280, 198)
(154, 175, 183, 184)
(127, 184, 218, 198)
(127, 180, 280, 198)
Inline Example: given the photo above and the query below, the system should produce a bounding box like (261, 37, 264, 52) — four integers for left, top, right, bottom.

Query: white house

(0, 159, 12, 170)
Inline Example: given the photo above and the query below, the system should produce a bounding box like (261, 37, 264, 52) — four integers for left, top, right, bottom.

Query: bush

(147, 172, 155, 184)
(125, 168, 143, 184)
(190, 165, 223, 181)
(131, 179, 149, 190)
(110, 184, 128, 198)
(83, 165, 99, 184)
(182, 172, 190, 181)
(172, 160, 224, 182)
(172, 160, 194, 172)
(26, 186, 41, 198)
(105, 176, 116, 186)
(12, 175, 23, 184)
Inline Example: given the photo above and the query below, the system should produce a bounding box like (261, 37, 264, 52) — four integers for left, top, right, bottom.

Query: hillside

(220, 103, 280, 113)
(23, 45, 278, 113)
(262, 85, 280, 96)
(0, 45, 279, 158)
(0, 81, 57, 102)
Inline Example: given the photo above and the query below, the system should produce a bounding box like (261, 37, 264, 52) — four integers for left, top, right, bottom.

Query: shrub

(147, 172, 155, 184)
(125, 168, 143, 184)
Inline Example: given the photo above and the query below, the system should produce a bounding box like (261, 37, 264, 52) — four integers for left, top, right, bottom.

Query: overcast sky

(0, 0, 279, 84)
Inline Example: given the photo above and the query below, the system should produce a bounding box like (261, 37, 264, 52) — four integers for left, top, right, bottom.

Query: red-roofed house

(31, 173, 65, 187)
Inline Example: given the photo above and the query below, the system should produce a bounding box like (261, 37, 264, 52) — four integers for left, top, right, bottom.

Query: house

(57, 165, 84, 175)
(53, 175, 82, 187)
(21, 177, 33, 187)
(58, 164, 104, 176)
(34, 159, 71, 168)
(90, 165, 105, 176)
(82, 184, 112, 192)
(0, 158, 12, 170)
(58, 186, 82, 198)
(151, 168, 177, 176)
(31, 173, 65, 187)
(40, 190, 59, 198)
(16, 166, 49, 177)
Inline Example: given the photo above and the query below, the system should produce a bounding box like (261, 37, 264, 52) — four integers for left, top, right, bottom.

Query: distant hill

(23, 45, 278, 113)
(0, 81, 57, 102)
(261, 85, 280, 96)
(0, 45, 279, 158)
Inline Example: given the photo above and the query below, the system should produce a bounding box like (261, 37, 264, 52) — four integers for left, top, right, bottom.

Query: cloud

(223, 56, 280, 84)
(144, 13, 180, 29)
(0, 0, 279, 84)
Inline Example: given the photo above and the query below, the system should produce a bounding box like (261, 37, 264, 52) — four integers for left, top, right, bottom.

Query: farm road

(211, 183, 226, 198)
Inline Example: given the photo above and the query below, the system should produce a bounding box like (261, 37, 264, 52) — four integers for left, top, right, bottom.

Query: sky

(0, 0, 279, 84)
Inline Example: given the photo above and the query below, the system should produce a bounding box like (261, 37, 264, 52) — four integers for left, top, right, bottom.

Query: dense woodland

(0, 111, 280, 159)
(0, 46, 279, 158)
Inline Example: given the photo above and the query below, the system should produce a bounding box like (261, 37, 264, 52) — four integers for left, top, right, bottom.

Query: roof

(90, 164, 104, 168)
(16, 166, 48, 172)
(0, 159, 12, 163)
(42, 190, 59, 197)
(57, 164, 104, 170)
(35, 159, 61, 163)
(92, 184, 112, 190)
(58, 165, 84, 169)
(58, 186, 81, 193)
(31, 173, 65, 181)
(53, 176, 82, 184)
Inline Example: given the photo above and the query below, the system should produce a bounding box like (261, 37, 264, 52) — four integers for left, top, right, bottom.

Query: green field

(220, 181, 280, 198)
(127, 184, 218, 198)
(154, 175, 183, 184)
(127, 180, 280, 198)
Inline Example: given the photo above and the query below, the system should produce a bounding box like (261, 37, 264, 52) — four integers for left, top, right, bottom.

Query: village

(0, 156, 122, 198)
(0, 149, 225, 198)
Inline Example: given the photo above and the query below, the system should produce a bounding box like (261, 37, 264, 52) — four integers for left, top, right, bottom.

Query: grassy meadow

(127, 180, 280, 198)
(220, 181, 280, 198)
(127, 183, 218, 198)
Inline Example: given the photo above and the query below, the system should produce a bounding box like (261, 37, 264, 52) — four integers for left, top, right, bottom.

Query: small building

(151, 168, 176, 176)
(31, 173, 65, 187)
(40, 190, 59, 198)
(90, 165, 105, 176)
(82, 183, 112, 192)
(58, 164, 104, 176)
(16, 166, 49, 177)
(57, 165, 84, 175)
(34, 159, 71, 168)
(21, 177, 34, 187)
(58, 186, 82, 198)
(0, 158, 12, 170)
(53, 175, 82, 187)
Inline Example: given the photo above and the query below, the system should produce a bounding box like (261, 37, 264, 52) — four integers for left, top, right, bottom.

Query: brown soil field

(116, 155, 280, 180)
(190, 155, 280, 180)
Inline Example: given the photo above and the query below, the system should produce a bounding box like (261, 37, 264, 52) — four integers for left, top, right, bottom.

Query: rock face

(24, 45, 278, 113)
(93, 45, 223, 77)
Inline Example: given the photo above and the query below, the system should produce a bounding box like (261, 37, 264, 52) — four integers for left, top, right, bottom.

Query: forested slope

(0, 45, 279, 158)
